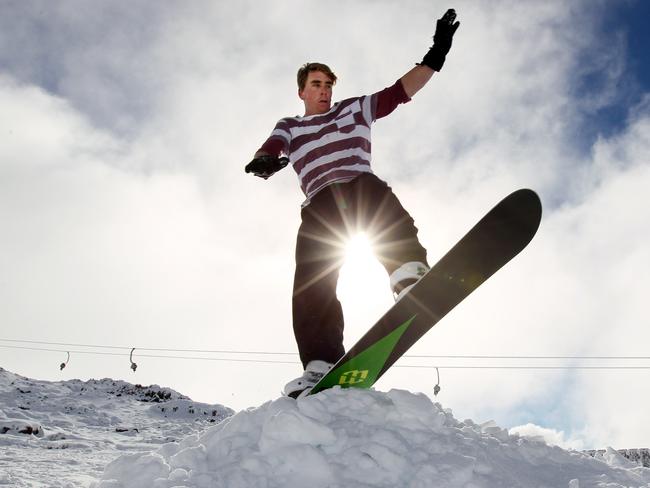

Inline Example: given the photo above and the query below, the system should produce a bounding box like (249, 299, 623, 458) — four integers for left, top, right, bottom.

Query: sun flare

(343, 233, 375, 264)
(337, 233, 394, 341)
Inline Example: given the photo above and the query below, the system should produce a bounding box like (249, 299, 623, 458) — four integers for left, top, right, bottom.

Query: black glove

(245, 155, 289, 180)
(420, 9, 460, 71)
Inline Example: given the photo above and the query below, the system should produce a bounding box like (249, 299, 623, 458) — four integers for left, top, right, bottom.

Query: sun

(337, 233, 394, 341)
(343, 232, 375, 265)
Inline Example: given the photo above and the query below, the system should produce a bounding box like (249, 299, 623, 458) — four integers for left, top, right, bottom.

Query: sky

(1, 0, 649, 450)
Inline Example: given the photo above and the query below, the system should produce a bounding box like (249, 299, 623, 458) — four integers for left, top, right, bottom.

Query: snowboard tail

(309, 188, 542, 395)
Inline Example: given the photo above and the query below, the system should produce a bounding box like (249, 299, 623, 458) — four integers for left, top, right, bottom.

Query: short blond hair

(297, 62, 337, 91)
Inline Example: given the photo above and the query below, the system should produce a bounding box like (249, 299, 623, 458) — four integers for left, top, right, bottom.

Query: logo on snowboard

(338, 370, 370, 385)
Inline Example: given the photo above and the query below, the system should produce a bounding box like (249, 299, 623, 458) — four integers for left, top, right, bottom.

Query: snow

(0, 367, 233, 487)
(1, 367, 649, 487)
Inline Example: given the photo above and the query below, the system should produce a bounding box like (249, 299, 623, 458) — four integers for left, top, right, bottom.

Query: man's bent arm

(254, 136, 285, 159)
(400, 65, 435, 98)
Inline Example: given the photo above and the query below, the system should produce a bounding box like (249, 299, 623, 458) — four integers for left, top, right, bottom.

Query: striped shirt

(258, 79, 411, 202)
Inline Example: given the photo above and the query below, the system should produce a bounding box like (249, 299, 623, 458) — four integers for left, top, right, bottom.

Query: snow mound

(94, 387, 650, 488)
(0, 367, 234, 439)
(0, 367, 234, 486)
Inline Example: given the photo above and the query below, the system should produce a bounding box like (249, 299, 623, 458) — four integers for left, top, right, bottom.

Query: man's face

(299, 70, 334, 116)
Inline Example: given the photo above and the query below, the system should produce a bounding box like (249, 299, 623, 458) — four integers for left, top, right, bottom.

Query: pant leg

(292, 186, 347, 368)
(352, 174, 429, 275)
(291, 174, 428, 368)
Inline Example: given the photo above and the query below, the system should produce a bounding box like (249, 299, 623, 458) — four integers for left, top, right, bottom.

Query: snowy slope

(0, 367, 233, 487)
(1, 367, 649, 488)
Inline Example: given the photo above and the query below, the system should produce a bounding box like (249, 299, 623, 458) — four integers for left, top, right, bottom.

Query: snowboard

(309, 188, 542, 396)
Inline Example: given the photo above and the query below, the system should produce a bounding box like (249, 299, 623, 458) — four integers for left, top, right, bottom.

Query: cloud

(0, 65, 302, 407)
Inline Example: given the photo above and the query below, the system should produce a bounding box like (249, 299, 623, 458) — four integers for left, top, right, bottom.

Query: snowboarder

(246, 9, 460, 397)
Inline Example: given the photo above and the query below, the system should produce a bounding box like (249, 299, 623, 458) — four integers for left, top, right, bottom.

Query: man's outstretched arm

(400, 8, 460, 98)
(400, 65, 435, 99)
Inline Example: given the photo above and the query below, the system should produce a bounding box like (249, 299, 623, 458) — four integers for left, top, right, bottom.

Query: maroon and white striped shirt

(258, 79, 411, 202)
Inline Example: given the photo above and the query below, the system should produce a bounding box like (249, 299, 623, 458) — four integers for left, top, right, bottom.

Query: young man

(246, 9, 460, 398)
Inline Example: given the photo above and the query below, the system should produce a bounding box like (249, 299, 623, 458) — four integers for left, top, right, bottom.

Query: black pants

(292, 173, 428, 367)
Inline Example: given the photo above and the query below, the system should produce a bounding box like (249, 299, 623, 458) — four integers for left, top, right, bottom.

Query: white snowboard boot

(283, 360, 333, 399)
(390, 261, 430, 301)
